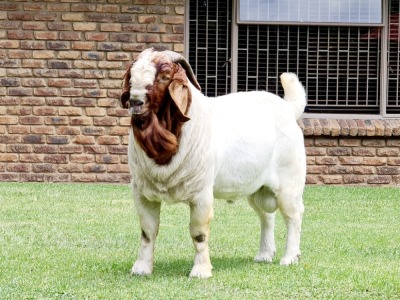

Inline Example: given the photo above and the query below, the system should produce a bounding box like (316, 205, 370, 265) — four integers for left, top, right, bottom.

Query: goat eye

(159, 74, 170, 81)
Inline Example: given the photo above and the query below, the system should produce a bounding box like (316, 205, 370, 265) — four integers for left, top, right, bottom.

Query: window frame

(237, 0, 384, 27)
(186, 0, 398, 119)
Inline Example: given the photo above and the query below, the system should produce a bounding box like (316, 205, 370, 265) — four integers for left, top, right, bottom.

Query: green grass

(1, 183, 399, 299)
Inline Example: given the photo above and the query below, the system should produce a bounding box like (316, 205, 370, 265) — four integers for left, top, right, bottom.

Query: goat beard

(131, 102, 185, 165)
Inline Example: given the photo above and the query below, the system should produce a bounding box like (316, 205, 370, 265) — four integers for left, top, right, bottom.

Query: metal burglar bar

(188, 0, 399, 116)
(237, 25, 381, 114)
(188, 0, 232, 97)
(387, 0, 400, 113)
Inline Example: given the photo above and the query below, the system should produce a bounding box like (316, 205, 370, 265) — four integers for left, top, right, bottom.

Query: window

(188, 0, 400, 116)
(188, 0, 232, 97)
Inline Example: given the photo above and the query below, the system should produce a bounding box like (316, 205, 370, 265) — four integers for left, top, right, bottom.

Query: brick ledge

(298, 118, 400, 137)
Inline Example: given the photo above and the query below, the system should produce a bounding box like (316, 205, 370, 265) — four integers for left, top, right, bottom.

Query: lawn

(0, 183, 399, 299)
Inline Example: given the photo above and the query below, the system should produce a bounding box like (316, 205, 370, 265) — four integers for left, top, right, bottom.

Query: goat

(120, 48, 307, 279)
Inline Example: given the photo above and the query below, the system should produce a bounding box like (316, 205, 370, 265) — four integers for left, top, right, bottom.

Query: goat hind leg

(132, 197, 161, 276)
(278, 192, 304, 266)
(248, 192, 277, 263)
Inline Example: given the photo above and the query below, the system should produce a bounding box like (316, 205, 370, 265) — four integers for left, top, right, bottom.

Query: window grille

(188, 0, 399, 116)
(387, 0, 400, 114)
(237, 25, 381, 114)
(188, 0, 232, 97)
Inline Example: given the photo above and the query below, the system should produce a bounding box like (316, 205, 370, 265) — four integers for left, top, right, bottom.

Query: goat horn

(164, 50, 201, 91)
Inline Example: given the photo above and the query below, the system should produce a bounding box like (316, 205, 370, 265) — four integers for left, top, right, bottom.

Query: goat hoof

(189, 264, 213, 279)
(131, 260, 153, 276)
(280, 254, 300, 266)
(254, 251, 275, 263)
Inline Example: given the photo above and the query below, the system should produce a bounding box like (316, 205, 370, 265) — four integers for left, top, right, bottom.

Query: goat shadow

(114, 255, 279, 278)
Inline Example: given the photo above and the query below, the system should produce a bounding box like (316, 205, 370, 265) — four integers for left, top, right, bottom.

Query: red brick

(352, 148, 376, 157)
(96, 154, 120, 164)
(22, 135, 45, 144)
(34, 12, 57, 21)
(59, 164, 83, 173)
(20, 154, 44, 163)
(321, 175, 343, 184)
(388, 158, 400, 166)
(326, 148, 351, 156)
(367, 176, 392, 184)
(20, 174, 45, 182)
(72, 42, 95, 50)
(31, 126, 55, 135)
(137, 34, 160, 43)
(48, 78, 72, 87)
(34, 31, 58, 40)
(22, 78, 47, 87)
(84, 145, 108, 154)
(0, 3, 19, 10)
(45, 116, 69, 125)
(362, 157, 387, 166)
(161, 34, 184, 43)
(0, 154, 18, 162)
(0, 135, 20, 144)
(0, 40, 19, 49)
(343, 175, 366, 184)
(47, 3, 70, 12)
(56, 126, 81, 135)
(23, 22, 46, 30)
(24, 3, 45, 10)
(61, 88, 83, 97)
(70, 117, 93, 126)
(7, 31, 34, 40)
(377, 148, 400, 157)
(44, 155, 68, 164)
(72, 98, 96, 107)
(97, 5, 120, 13)
(97, 136, 120, 145)
(47, 136, 70, 144)
(34, 88, 58, 96)
(59, 145, 83, 154)
(362, 139, 386, 147)
(22, 59, 46, 68)
(72, 173, 96, 182)
(70, 154, 95, 163)
(19, 116, 43, 125)
(7, 163, 31, 173)
(93, 117, 118, 126)
(21, 41, 45, 50)
(339, 157, 363, 165)
(161, 15, 184, 24)
(32, 106, 57, 116)
(83, 163, 106, 173)
(107, 164, 129, 173)
(7, 144, 32, 153)
(59, 32, 81, 41)
(33, 164, 56, 173)
(75, 135, 95, 145)
(9, 12, 33, 21)
(377, 166, 399, 175)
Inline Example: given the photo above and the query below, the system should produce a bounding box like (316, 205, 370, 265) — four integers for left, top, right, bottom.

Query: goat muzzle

(129, 98, 146, 116)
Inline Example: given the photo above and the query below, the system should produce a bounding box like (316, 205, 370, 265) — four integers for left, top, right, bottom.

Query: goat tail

(280, 72, 307, 119)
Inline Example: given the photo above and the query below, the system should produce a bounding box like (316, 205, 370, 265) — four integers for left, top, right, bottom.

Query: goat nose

(131, 99, 144, 107)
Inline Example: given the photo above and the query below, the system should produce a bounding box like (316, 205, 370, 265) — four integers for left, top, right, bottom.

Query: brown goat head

(120, 49, 198, 165)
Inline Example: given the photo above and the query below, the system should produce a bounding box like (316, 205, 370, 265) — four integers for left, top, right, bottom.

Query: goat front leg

(132, 196, 161, 276)
(189, 197, 214, 279)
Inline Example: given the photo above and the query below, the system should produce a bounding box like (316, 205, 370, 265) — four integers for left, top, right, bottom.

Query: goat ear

(120, 64, 132, 108)
(168, 69, 191, 122)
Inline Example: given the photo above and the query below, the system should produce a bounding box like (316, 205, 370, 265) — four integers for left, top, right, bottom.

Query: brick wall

(1, 1, 399, 186)
(301, 119, 400, 186)
(0, 0, 184, 183)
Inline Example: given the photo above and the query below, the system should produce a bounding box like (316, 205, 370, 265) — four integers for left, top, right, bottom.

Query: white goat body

(123, 48, 306, 278)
